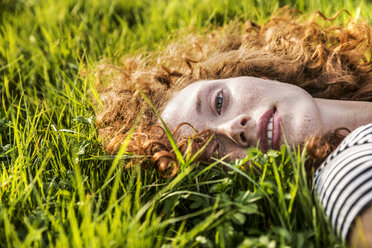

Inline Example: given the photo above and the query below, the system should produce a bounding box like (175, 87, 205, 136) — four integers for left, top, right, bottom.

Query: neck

(315, 98, 372, 135)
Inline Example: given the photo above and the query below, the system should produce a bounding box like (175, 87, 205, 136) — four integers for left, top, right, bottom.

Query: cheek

(215, 136, 247, 160)
(222, 145, 247, 160)
(233, 90, 264, 113)
(229, 150, 248, 160)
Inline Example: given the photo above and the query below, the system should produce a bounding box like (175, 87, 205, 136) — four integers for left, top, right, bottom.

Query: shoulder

(315, 123, 372, 177)
(313, 123, 372, 240)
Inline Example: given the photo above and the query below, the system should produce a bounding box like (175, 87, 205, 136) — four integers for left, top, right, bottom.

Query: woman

(95, 8, 372, 247)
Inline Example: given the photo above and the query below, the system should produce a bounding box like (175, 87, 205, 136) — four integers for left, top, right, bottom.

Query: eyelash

(215, 91, 224, 115)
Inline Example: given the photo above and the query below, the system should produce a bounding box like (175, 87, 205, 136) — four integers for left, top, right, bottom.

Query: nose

(212, 114, 251, 148)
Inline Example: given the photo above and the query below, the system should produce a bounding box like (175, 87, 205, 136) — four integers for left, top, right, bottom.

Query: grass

(1, 0, 371, 247)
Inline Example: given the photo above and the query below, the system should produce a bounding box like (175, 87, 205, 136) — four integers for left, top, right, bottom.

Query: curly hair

(94, 7, 372, 177)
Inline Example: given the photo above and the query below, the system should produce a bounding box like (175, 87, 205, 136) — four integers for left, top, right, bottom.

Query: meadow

(1, 0, 371, 247)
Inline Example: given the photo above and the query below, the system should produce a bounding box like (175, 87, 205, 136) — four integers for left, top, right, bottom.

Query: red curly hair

(94, 7, 372, 177)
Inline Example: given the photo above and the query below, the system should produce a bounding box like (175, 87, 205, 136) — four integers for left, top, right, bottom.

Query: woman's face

(161, 76, 323, 159)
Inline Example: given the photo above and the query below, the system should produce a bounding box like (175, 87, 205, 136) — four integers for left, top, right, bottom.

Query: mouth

(257, 107, 281, 152)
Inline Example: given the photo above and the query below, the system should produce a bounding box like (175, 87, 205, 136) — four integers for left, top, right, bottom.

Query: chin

(281, 116, 322, 148)
(291, 125, 322, 147)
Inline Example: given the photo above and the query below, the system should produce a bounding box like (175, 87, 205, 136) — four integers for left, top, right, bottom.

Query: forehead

(160, 80, 206, 129)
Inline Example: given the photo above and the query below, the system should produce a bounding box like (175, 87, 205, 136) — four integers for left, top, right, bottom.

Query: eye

(215, 91, 224, 115)
(212, 142, 220, 157)
(203, 138, 220, 161)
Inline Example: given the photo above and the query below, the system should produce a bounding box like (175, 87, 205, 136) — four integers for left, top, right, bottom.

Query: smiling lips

(256, 108, 281, 152)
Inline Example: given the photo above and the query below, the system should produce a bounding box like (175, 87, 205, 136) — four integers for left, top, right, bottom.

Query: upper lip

(256, 107, 276, 152)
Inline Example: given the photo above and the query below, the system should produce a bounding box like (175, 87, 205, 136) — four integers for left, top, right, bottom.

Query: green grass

(1, 0, 371, 247)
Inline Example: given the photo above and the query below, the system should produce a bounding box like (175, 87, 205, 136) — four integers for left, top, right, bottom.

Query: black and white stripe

(314, 123, 372, 240)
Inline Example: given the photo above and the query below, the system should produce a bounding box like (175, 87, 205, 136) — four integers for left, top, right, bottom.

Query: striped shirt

(314, 123, 372, 240)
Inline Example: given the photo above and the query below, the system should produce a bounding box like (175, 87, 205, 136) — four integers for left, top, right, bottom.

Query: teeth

(267, 116, 274, 148)
(267, 121, 273, 131)
(267, 130, 272, 139)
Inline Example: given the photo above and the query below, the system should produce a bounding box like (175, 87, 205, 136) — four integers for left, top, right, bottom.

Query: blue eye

(215, 91, 223, 115)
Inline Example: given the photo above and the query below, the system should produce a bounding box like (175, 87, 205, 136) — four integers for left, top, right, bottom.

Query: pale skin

(161, 76, 372, 246)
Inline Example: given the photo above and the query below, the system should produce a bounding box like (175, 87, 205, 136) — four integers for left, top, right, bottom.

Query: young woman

(95, 9, 372, 247)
